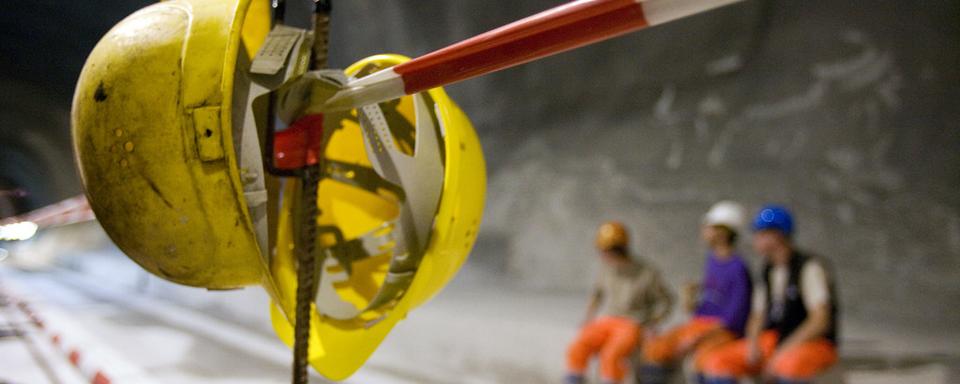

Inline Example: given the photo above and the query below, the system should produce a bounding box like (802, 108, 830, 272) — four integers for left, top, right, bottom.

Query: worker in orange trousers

(638, 201, 754, 384)
(700, 205, 839, 384)
(565, 222, 673, 384)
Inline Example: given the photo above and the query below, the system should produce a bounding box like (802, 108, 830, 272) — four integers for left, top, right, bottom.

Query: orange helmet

(595, 221, 628, 251)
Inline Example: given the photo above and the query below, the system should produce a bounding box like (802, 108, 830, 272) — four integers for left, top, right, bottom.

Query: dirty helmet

(72, 0, 275, 289)
(72, 0, 486, 378)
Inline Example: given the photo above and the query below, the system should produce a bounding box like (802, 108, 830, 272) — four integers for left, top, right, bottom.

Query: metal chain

(291, 2, 332, 384)
(312, 0, 331, 70)
(292, 166, 322, 384)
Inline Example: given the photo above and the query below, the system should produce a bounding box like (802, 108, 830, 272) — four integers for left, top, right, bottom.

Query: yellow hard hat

(72, 0, 485, 379)
(596, 221, 629, 251)
(71, 0, 275, 290)
(268, 54, 486, 380)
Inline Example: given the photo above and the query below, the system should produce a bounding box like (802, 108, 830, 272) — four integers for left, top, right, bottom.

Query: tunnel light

(0, 221, 39, 241)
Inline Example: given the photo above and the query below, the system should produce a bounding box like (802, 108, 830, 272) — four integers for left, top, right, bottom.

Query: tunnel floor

(1, 259, 958, 384)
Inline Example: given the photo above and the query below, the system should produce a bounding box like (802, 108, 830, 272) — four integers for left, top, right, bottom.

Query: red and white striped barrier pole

(324, 0, 741, 110)
(11, 299, 113, 384)
(0, 286, 155, 384)
(0, 195, 95, 241)
(0, 195, 95, 228)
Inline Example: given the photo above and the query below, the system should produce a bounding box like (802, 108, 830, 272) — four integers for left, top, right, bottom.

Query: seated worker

(701, 205, 839, 384)
(565, 221, 673, 384)
(639, 201, 753, 384)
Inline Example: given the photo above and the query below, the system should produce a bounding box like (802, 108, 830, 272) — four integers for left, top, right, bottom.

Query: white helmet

(703, 201, 746, 233)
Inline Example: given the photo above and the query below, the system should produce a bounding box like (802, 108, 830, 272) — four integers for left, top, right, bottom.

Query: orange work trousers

(642, 317, 735, 370)
(566, 316, 642, 382)
(701, 330, 837, 380)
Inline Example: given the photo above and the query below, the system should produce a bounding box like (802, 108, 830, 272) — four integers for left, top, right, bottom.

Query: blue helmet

(752, 205, 794, 236)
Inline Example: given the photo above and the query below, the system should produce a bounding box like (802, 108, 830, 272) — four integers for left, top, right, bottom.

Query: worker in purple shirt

(638, 201, 753, 384)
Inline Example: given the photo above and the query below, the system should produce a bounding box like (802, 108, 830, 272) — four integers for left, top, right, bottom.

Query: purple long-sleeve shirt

(694, 252, 753, 336)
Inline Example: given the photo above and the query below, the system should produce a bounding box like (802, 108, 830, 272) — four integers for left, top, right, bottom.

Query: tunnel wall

(1, 0, 957, 329)
(329, 0, 960, 328)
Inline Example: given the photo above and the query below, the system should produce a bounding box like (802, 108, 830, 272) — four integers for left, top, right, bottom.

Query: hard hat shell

(752, 205, 794, 236)
(73, 2, 484, 380)
(703, 200, 746, 233)
(268, 54, 486, 380)
(596, 221, 629, 250)
(72, 0, 274, 289)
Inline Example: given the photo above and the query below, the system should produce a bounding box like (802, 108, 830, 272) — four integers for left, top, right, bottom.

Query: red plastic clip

(273, 114, 324, 170)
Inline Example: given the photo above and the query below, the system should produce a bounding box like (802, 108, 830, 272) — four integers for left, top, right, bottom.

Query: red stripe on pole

(0, 195, 94, 228)
(8, 290, 120, 384)
(394, 0, 647, 94)
(92, 371, 112, 384)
